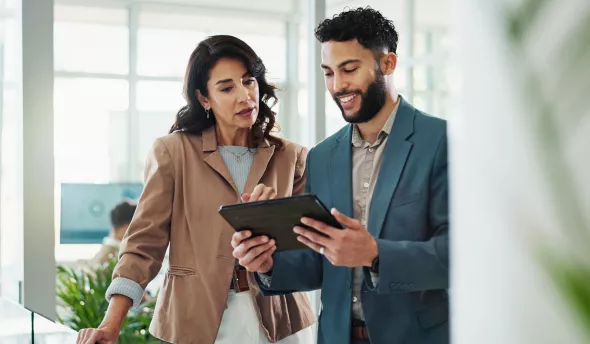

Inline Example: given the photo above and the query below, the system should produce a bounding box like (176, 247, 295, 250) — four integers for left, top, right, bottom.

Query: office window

(136, 80, 184, 113)
(54, 5, 129, 74)
(413, 92, 430, 112)
(1, 88, 24, 301)
(299, 39, 308, 84)
(239, 34, 287, 82)
(137, 28, 205, 78)
(2, 0, 18, 9)
(413, 66, 431, 92)
(54, 78, 129, 183)
(1, 8, 23, 301)
(2, 18, 19, 83)
(138, 112, 176, 176)
(395, 69, 407, 91)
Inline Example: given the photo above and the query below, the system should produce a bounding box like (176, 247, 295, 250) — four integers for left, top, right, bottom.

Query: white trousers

(214, 291, 316, 344)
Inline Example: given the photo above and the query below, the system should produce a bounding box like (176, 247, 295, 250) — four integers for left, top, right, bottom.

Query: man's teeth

(339, 95, 356, 103)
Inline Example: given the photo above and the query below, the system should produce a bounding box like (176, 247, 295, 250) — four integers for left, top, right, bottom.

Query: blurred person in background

(87, 201, 137, 267)
(76, 35, 315, 344)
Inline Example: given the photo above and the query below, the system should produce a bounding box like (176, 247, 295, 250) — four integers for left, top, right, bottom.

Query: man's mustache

(333, 89, 363, 99)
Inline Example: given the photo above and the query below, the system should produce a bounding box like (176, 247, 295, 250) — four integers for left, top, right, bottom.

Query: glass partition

(0, 296, 77, 343)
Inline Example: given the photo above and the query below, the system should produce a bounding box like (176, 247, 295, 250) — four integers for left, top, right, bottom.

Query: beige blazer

(113, 126, 316, 344)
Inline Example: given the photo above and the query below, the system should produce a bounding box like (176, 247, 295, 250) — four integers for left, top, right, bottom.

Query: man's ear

(196, 89, 209, 110)
(380, 52, 397, 75)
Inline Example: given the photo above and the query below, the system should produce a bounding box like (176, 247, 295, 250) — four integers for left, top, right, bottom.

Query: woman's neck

(215, 125, 251, 147)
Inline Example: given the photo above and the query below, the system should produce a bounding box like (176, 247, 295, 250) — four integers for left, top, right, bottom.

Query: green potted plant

(56, 255, 160, 343)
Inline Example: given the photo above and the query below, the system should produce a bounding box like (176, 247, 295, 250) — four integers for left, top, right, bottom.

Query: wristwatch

(369, 256, 380, 273)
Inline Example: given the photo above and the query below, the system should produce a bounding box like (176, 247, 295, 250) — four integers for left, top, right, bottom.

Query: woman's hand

(77, 295, 131, 344)
(232, 230, 275, 273)
(77, 325, 119, 344)
(241, 183, 277, 202)
(234, 183, 277, 273)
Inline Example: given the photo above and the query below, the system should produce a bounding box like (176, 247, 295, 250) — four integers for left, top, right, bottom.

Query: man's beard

(333, 71, 387, 124)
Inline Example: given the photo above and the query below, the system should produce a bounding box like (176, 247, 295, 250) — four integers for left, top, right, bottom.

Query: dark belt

(229, 266, 250, 293)
(351, 321, 370, 341)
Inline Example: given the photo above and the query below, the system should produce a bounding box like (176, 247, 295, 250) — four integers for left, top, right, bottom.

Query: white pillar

(22, 0, 55, 319)
(401, 0, 414, 102)
(451, 0, 590, 343)
(308, 0, 325, 144)
(284, 18, 300, 143)
(127, 4, 140, 181)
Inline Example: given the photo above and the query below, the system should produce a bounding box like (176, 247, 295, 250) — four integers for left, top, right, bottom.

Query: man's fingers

(297, 235, 327, 254)
(300, 217, 338, 237)
(293, 226, 332, 247)
(231, 230, 252, 248)
(241, 193, 251, 202)
(331, 208, 363, 229)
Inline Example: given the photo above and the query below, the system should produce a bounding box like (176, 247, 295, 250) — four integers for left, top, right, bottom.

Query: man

(89, 200, 137, 267)
(232, 7, 448, 344)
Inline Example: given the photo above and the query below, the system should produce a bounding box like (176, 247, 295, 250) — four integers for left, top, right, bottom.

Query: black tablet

(218, 194, 342, 252)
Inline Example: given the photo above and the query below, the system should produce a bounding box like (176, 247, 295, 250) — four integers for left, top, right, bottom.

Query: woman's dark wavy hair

(169, 35, 282, 148)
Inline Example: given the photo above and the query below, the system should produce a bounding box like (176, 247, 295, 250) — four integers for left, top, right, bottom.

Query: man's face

(321, 40, 388, 123)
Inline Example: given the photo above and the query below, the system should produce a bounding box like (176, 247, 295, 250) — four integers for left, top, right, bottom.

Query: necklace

(219, 146, 253, 163)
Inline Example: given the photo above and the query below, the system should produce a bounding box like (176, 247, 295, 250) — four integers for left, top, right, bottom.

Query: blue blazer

(258, 97, 449, 344)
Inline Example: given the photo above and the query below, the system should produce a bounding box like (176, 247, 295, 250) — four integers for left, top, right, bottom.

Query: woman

(76, 35, 316, 344)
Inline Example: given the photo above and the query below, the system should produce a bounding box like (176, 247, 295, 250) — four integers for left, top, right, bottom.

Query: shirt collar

(351, 99, 399, 148)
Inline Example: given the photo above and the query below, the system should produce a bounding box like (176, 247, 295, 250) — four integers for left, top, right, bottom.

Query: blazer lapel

(368, 97, 415, 238)
(202, 127, 239, 193)
(243, 142, 275, 195)
(329, 126, 354, 218)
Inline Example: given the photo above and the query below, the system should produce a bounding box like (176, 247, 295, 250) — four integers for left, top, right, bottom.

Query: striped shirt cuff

(370, 272, 380, 288)
(257, 272, 273, 287)
(106, 277, 144, 310)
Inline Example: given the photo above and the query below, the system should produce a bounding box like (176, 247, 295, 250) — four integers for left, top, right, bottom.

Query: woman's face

(199, 58, 259, 131)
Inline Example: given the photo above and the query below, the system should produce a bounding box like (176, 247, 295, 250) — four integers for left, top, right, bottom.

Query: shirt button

(352, 296, 358, 303)
(368, 148, 374, 153)
(363, 182, 370, 188)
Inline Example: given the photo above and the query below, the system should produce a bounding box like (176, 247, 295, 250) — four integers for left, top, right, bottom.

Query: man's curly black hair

(315, 7, 398, 56)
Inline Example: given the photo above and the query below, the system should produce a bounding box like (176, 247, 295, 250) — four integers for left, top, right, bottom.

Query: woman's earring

(206, 108, 210, 119)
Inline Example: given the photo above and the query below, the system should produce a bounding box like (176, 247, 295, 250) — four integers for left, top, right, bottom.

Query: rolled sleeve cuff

(106, 277, 144, 310)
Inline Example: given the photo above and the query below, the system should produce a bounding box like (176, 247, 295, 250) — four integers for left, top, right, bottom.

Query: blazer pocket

(416, 300, 449, 330)
(392, 192, 422, 207)
(167, 265, 196, 276)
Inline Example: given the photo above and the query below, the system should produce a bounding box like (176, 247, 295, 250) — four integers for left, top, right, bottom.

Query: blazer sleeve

(365, 133, 449, 294)
(112, 138, 174, 290)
